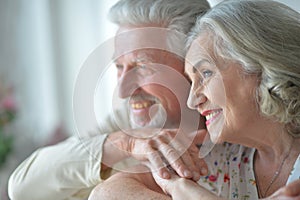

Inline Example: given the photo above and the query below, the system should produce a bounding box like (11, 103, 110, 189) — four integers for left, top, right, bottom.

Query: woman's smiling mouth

(201, 109, 222, 126)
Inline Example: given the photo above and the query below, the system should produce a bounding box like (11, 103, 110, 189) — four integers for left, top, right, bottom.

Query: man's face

(113, 26, 188, 128)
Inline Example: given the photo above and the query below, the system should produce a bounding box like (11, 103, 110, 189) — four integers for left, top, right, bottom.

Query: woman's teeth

(206, 110, 221, 121)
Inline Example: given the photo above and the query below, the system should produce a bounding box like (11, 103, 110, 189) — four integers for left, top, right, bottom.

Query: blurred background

(0, 0, 299, 199)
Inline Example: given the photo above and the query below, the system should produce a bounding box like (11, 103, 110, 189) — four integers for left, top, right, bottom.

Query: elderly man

(8, 0, 210, 200)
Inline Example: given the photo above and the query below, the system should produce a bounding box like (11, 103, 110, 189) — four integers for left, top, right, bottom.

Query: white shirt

(8, 107, 132, 200)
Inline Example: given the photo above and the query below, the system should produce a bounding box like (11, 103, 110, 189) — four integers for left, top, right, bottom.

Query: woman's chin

(206, 115, 225, 144)
(210, 134, 224, 144)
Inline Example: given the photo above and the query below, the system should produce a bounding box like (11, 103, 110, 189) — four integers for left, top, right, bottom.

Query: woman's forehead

(186, 35, 213, 65)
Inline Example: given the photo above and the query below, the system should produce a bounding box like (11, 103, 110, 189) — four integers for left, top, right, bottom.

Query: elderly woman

(152, 0, 300, 199)
(89, 0, 300, 199)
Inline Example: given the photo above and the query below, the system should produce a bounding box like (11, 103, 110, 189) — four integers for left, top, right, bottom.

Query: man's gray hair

(109, 0, 210, 57)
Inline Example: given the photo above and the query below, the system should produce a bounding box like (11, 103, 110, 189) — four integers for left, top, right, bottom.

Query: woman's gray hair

(188, 0, 300, 137)
(109, 0, 210, 57)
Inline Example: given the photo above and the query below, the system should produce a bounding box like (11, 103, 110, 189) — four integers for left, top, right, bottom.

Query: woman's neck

(253, 135, 300, 198)
(237, 119, 293, 163)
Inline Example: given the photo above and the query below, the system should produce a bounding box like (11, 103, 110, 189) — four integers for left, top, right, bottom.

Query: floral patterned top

(197, 143, 300, 200)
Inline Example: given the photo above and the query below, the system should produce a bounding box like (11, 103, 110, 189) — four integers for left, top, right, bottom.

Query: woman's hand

(127, 129, 208, 181)
(267, 180, 300, 200)
(152, 169, 222, 200)
(151, 169, 181, 195)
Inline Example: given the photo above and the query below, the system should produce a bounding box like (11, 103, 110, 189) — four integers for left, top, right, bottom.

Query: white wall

(49, 0, 119, 137)
(276, 0, 300, 12)
(0, 0, 119, 153)
(208, 0, 300, 12)
(0, 2, 119, 197)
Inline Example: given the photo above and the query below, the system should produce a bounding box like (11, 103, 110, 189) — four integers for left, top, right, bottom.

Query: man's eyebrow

(135, 57, 149, 63)
(112, 52, 155, 66)
(135, 52, 155, 63)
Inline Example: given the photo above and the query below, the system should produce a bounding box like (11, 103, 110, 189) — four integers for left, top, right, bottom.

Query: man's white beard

(130, 103, 167, 129)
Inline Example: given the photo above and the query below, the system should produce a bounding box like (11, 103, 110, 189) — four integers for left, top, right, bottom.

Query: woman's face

(185, 33, 260, 144)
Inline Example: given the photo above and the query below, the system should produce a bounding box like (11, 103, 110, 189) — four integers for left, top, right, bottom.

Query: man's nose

(118, 67, 140, 98)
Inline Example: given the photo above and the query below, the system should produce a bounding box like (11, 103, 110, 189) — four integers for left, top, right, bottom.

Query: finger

(198, 158, 208, 175)
(158, 141, 194, 179)
(147, 150, 171, 179)
(174, 146, 200, 181)
(188, 144, 208, 176)
(160, 129, 202, 180)
(151, 171, 171, 195)
(171, 130, 203, 173)
(183, 150, 202, 181)
(187, 147, 208, 178)
(153, 129, 201, 179)
(169, 139, 202, 181)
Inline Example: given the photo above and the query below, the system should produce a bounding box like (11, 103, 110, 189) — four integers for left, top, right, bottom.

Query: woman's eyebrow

(191, 59, 211, 73)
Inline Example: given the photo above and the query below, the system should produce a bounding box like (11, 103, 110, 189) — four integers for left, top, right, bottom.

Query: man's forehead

(114, 49, 157, 63)
(114, 26, 169, 56)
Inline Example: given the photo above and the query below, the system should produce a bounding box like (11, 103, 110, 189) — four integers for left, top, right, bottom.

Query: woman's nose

(187, 84, 206, 109)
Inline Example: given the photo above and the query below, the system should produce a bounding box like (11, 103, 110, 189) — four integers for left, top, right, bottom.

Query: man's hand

(127, 129, 208, 181)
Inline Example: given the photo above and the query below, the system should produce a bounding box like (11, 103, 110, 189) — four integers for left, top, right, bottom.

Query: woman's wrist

(167, 177, 189, 196)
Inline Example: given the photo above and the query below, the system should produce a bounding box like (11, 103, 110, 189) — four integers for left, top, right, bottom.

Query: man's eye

(139, 64, 147, 69)
(136, 64, 155, 76)
(115, 64, 123, 70)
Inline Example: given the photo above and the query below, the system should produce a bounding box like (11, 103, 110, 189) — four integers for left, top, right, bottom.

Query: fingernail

(200, 167, 208, 175)
(193, 172, 200, 181)
(183, 170, 192, 177)
(163, 171, 170, 179)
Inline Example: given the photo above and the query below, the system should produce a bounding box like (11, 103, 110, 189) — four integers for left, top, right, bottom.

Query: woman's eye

(202, 69, 213, 78)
